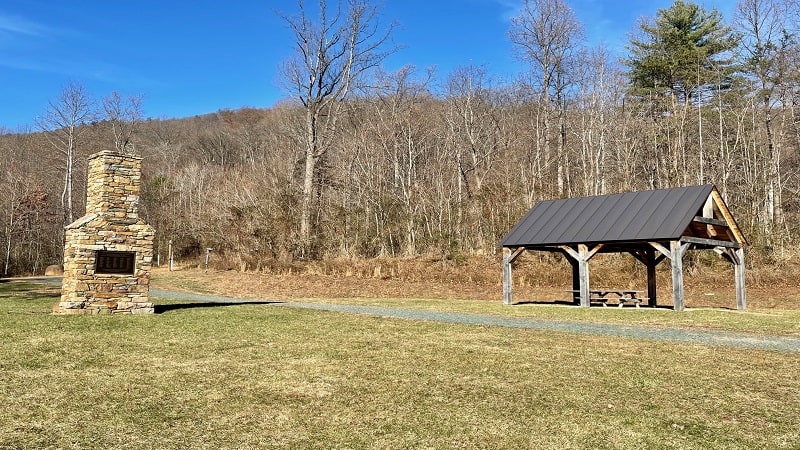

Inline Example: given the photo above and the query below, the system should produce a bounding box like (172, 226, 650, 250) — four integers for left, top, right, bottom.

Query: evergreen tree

(626, 0, 739, 105)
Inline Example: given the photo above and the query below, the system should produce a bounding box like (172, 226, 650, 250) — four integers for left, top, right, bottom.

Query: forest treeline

(1, 0, 799, 276)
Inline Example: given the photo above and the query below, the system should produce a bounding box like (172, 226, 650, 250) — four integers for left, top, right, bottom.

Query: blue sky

(0, 0, 737, 131)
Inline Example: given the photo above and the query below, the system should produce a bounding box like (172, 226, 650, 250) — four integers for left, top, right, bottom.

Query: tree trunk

(4, 223, 11, 276)
(63, 133, 74, 225)
(299, 110, 318, 254)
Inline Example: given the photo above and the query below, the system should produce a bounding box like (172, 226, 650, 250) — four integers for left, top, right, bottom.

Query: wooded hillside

(1, 0, 798, 276)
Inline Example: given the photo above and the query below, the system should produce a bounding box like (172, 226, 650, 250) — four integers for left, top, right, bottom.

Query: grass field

(1, 279, 799, 449)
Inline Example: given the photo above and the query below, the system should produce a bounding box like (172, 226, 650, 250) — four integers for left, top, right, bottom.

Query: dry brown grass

(155, 253, 800, 311)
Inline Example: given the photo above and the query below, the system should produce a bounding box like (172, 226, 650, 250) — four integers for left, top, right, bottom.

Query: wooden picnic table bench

(567, 289, 649, 308)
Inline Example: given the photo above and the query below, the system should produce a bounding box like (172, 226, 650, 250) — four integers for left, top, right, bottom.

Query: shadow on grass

(513, 299, 679, 310)
(15, 290, 61, 300)
(155, 301, 282, 314)
(514, 300, 578, 306)
(0, 281, 61, 298)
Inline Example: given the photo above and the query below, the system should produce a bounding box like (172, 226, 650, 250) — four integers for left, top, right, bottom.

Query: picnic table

(567, 289, 647, 308)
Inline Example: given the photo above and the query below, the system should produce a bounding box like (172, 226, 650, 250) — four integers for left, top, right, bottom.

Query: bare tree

(573, 45, 625, 196)
(365, 66, 435, 256)
(35, 81, 96, 225)
(509, 0, 585, 195)
(736, 0, 800, 246)
(279, 0, 396, 256)
(445, 65, 500, 250)
(102, 91, 144, 154)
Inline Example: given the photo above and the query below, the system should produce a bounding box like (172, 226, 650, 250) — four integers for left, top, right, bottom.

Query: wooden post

(734, 247, 746, 310)
(570, 258, 580, 304)
(558, 247, 580, 304)
(578, 244, 590, 308)
(502, 247, 524, 305)
(632, 249, 661, 307)
(670, 241, 689, 311)
(502, 248, 512, 305)
(647, 265, 658, 307)
(168, 239, 174, 272)
(561, 244, 603, 308)
(645, 250, 658, 308)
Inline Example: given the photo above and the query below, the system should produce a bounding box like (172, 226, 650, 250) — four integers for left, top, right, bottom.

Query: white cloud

(493, 0, 524, 22)
(0, 12, 49, 37)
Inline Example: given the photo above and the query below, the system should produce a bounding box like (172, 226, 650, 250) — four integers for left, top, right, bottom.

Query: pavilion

(500, 185, 747, 311)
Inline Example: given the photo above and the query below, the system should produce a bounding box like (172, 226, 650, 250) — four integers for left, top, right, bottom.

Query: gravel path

(148, 288, 800, 354)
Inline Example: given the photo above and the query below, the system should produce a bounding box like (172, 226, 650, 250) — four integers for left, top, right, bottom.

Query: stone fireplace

(55, 150, 155, 314)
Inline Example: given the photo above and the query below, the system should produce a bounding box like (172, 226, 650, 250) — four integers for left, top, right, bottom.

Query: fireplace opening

(95, 251, 136, 275)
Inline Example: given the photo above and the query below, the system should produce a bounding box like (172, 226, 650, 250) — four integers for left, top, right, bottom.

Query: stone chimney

(55, 151, 155, 314)
(84, 151, 143, 220)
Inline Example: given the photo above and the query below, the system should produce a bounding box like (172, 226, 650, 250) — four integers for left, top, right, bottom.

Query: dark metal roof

(501, 185, 715, 247)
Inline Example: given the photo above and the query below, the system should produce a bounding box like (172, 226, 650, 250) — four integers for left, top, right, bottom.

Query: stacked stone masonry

(55, 150, 155, 315)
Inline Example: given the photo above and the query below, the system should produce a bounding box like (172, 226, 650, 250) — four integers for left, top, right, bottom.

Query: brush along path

(150, 288, 800, 354)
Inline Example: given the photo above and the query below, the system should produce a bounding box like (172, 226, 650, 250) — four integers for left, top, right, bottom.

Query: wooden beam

(702, 194, 720, 237)
(649, 242, 671, 260)
(703, 194, 714, 218)
(721, 247, 741, 265)
(629, 250, 645, 265)
(710, 189, 747, 246)
(692, 216, 728, 227)
(560, 243, 603, 261)
(718, 248, 735, 265)
(629, 249, 664, 266)
(560, 245, 579, 260)
(692, 214, 733, 238)
(680, 236, 740, 248)
(539, 246, 569, 253)
(585, 243, 604, 260)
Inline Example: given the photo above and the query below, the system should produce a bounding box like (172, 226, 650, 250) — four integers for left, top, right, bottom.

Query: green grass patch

(1, 280, 798, 448)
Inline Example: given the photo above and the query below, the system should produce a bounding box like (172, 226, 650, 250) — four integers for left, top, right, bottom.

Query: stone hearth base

(53, 300, 155, 315)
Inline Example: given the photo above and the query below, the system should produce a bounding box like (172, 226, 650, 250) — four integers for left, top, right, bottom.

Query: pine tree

(626, 0, 739, 106)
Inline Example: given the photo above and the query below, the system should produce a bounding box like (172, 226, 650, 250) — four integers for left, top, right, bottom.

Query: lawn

(1, 279, 798, 449)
